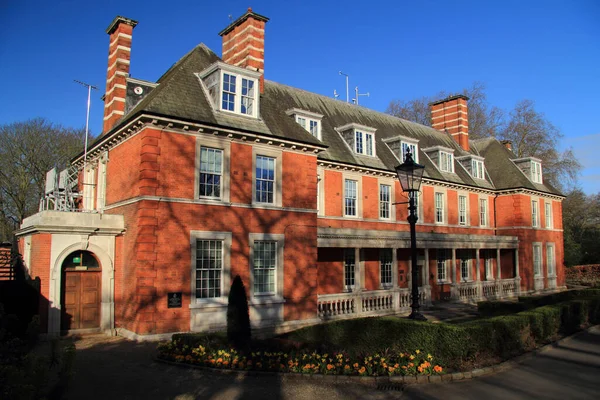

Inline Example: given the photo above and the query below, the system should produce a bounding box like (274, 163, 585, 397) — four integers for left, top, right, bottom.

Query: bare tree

(385, 82, 504, 139)
(499, 100, 580, 190)
(0, 118, 86, 240)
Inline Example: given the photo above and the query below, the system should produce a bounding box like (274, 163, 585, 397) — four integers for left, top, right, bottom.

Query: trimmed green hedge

(478, 289, 600, 317)
(286, 294, 600, 370)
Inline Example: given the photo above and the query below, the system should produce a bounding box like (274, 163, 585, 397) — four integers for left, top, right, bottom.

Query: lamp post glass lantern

(395, 150, 427, 321)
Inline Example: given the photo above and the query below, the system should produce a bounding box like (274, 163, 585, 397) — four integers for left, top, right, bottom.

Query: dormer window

(286, 108, 323, 140)
(531, 160, 542, 183)
(472, 159, 485, 179)
(423, 146, 455, 173)
(457, 155, 485, 180)
(337, 123, 377, 157)
(440, 151, 453, 172)
(383, 135, 419, 163)
(197, 62, 261, 118)
(513, 157, 543, 184)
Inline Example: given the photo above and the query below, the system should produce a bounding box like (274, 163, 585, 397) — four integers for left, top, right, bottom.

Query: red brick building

(17, 10, 564, 339)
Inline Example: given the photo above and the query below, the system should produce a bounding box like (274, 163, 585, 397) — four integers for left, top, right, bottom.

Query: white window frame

(195, 136, 231, 202)
(533, 243, 542, 277)
(480, 198, 488, 227)
(484, 255, 493, 280)
(439, 151, 454, 173)
(198, 147, 223, 199)
(401, 141, 419, 163)
(460, 254, 471, 282)
(344, 248, 356, 291)
(198, 61, 261, 118)
(531, 161, 542, 183)
(435, 192, 445, 224)
(545, 202, 553, 229)
(249, 233, 284, 299)
(436, 249, 449, 282)
(337, 123, 377, 157)
(379, 183, 391, 220)
(546, 243, 556, 277)
(532, 200, 539, 228)
(344, 179, 358, 217)
(252, 147, 282, 207)
(380, 249, 393, 288)
(83, 165, 96, 210)
(471, 159, 485, 180)
(458, 195, 467, 226)
(190, 231, 232, 304)
(286, 108, 324, 140)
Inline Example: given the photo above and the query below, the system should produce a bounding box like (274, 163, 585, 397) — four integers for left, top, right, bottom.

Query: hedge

(286, 294, 600, 370)
(478, 288, 600, 317)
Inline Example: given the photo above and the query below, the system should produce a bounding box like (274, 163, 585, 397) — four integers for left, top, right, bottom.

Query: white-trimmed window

(191, 231, 232, 303)
(531, 161, 542, 183)
(199, 147, 223, 198)
(198, 62, 261, 118)
(380, 249, 393, 288)
(472, 159, 485, 179)
(547, 243, 555, 276)
(345, 179, 358, 217)
(379, 184, 391, 219)
(344, 249, 356, 290)
(195, 240, 223, 298)
(435, 192, 444, 223)
(460, 254, 470, 281)
(337, 123, 377, 157)
(286, 109, 323, 140)
(485, 255, 493, 280)
(440, 151, 454, 173)
(253, 241, 277, 294)
(437, 249, 449, 281)
(402, 141, 418, 163)
(353, 131, 374, 156)
(480, 198, 488, 227)
(250, 233, 284, 297)
(532, 200, 539, 228)
(255, 155, 275, 203)
(533, 243, 542, 276)
(458, 195, 467, 226)
(545, 202, 553, 228)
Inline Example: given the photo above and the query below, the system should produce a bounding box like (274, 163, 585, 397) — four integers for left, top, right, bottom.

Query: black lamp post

(395, 150, 427, 321)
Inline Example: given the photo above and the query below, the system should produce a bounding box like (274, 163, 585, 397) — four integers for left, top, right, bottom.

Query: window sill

(249, 295, 285, 305)
(189, 298, 228, 309)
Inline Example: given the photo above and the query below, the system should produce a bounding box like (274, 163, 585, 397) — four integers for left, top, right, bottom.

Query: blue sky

(1, 0, 599, 193)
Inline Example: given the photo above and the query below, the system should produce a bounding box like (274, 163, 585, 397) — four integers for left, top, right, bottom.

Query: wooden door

(62, 271, 101, 330)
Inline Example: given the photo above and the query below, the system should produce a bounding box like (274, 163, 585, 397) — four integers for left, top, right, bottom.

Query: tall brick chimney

(219, 8, 269, 93)
(103, 16, 138, 133)
(430, 94, 470, 151)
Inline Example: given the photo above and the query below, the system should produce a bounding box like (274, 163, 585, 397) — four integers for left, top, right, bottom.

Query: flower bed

(157, 341, 443, 377)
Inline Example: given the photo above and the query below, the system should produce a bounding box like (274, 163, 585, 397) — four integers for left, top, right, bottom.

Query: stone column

(515, 248, 521, 294)
(475, 249, 482, 300)
(451, 248, 457, 299)
(422, 248, 431, 304)
(355, 247, 363, 313)
(496, 248, 502, 298)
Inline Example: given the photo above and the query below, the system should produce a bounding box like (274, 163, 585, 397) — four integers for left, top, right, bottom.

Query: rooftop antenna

(74, 80, 98, 173)
(353, 86, 370, 106)
(339, 71, 349, 103)
(333, 89, 340, 99)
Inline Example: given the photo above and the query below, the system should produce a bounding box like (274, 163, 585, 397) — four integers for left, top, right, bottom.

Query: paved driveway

(63, 326, 600, 400)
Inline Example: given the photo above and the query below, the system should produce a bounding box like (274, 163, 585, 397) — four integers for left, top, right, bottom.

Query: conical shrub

(227, 275, 251, 348)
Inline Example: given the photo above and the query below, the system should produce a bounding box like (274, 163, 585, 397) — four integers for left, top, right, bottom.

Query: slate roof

(102, 43, 561, 196)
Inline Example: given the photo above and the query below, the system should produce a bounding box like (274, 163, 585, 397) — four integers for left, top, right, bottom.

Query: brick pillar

(103, 16, 138, 133)
(430, 95, 470, 151)
(219, 8, 269, 93)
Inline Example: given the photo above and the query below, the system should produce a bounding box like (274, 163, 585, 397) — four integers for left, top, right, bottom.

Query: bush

(227, 275, 251, 349)
(288, 293, 600, 371)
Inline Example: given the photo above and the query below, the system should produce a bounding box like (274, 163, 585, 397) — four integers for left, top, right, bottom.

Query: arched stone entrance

(61, 250, 102, 331)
